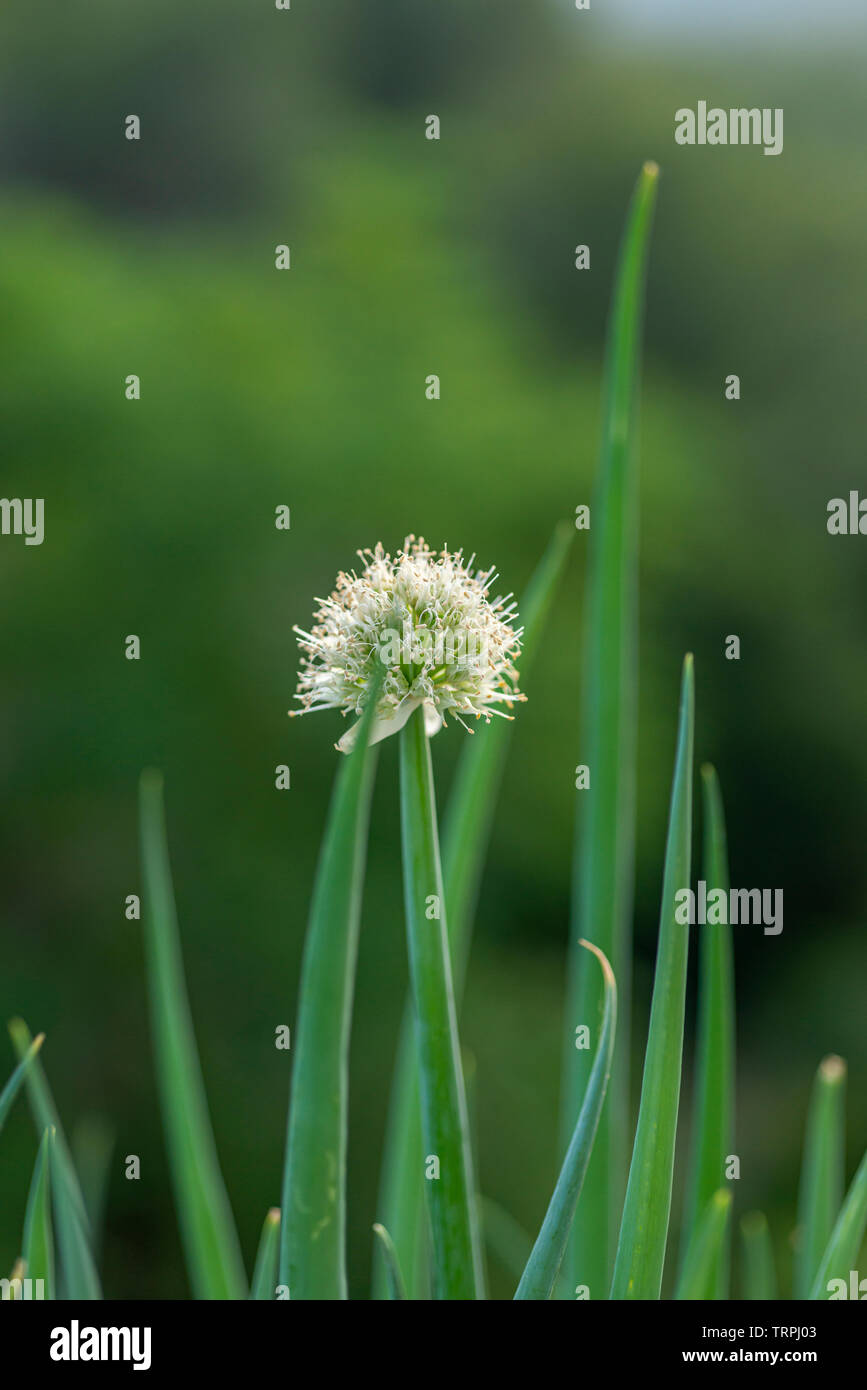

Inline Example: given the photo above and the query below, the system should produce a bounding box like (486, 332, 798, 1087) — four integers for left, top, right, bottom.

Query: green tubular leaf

(0, 1032, 44, 1134)
(250, 1208, 281, 1301)
(610, 653, 695, 1300)
(48, 1128, 100, 1301)
(516, 942, 617, 1300)
(809, 1146, 867, 1299)
(9, 1019, 101, 1299)
(679, 765, 735, 1298)
(374, 522, 573, 1299)
(675, 1190, 732, 1300)
(279, 667, 382, 1300)
(795, 1055, 846, 1299)
(740, 1212, 777, 1299)
(563, 160, 660, 1299)
(399, 706, 483, 1299)
(23, 1128, 55, 1300)
(139, 770, 247, 1300)
(372, 1224, 407, 1301)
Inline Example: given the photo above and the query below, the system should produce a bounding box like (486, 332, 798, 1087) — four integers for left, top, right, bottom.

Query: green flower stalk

(374, 523, 572, 1299)
(293, 537, 524, 1298)
(399, 707, 483, 1298)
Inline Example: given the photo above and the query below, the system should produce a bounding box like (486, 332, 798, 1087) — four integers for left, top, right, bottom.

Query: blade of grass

(375, 523, 572, 1298)
(372, 1224, 407, 1300)
(279, 667, 381, 1299)
(0, 1032, 44, 1134)
(516, 941, 616, 1300)
(679, 764, 735, 1298)
(563, 160, 660, 1299)
(23, 1128, 55, 1300)
(9, 1019, 101, 1299)
(809, 1146, 867, 1298)
(740, 1212, 777, 1299)
(399, 705, 483, 1299)
(794, 1055, 846, 1299)
(250, 1208, 281, 1300)
(610, 653, 695, 1300)
(675, 1190, 732, 1300)
(139, 770, 247, 1300)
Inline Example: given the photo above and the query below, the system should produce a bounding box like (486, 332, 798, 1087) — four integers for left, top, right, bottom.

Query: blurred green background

(1, 0, 865, 1298)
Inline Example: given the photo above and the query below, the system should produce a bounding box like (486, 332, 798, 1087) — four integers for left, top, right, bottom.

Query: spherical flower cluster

(292, 536, 525, 752)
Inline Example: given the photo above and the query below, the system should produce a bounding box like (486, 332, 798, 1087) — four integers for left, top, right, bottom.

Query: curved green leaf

(0, 1032, 44, 1134)
(139, 771, 247, 1300)
(809, 1146, 867, 1299)
(372, 1223, 407, 1300)
(516, 942, 616, 1300)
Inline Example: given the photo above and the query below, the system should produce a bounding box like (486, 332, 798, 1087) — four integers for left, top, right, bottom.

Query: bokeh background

(1, 0, 865, 1298)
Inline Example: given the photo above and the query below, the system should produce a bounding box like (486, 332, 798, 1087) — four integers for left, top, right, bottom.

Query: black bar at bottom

(0, 1297, 863, 1376)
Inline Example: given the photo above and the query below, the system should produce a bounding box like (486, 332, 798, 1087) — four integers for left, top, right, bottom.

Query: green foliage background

(1, 1, 865, 1296)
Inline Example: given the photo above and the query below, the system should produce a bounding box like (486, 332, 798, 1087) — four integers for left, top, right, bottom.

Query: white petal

(335, 698, 423, 754)
(423, 701, 444, 738)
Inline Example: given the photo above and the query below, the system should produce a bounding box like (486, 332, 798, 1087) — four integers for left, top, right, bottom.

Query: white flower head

(292, 535, 526, 752)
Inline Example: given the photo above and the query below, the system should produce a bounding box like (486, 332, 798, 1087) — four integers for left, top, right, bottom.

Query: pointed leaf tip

(819, 1054, 846, 1084)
